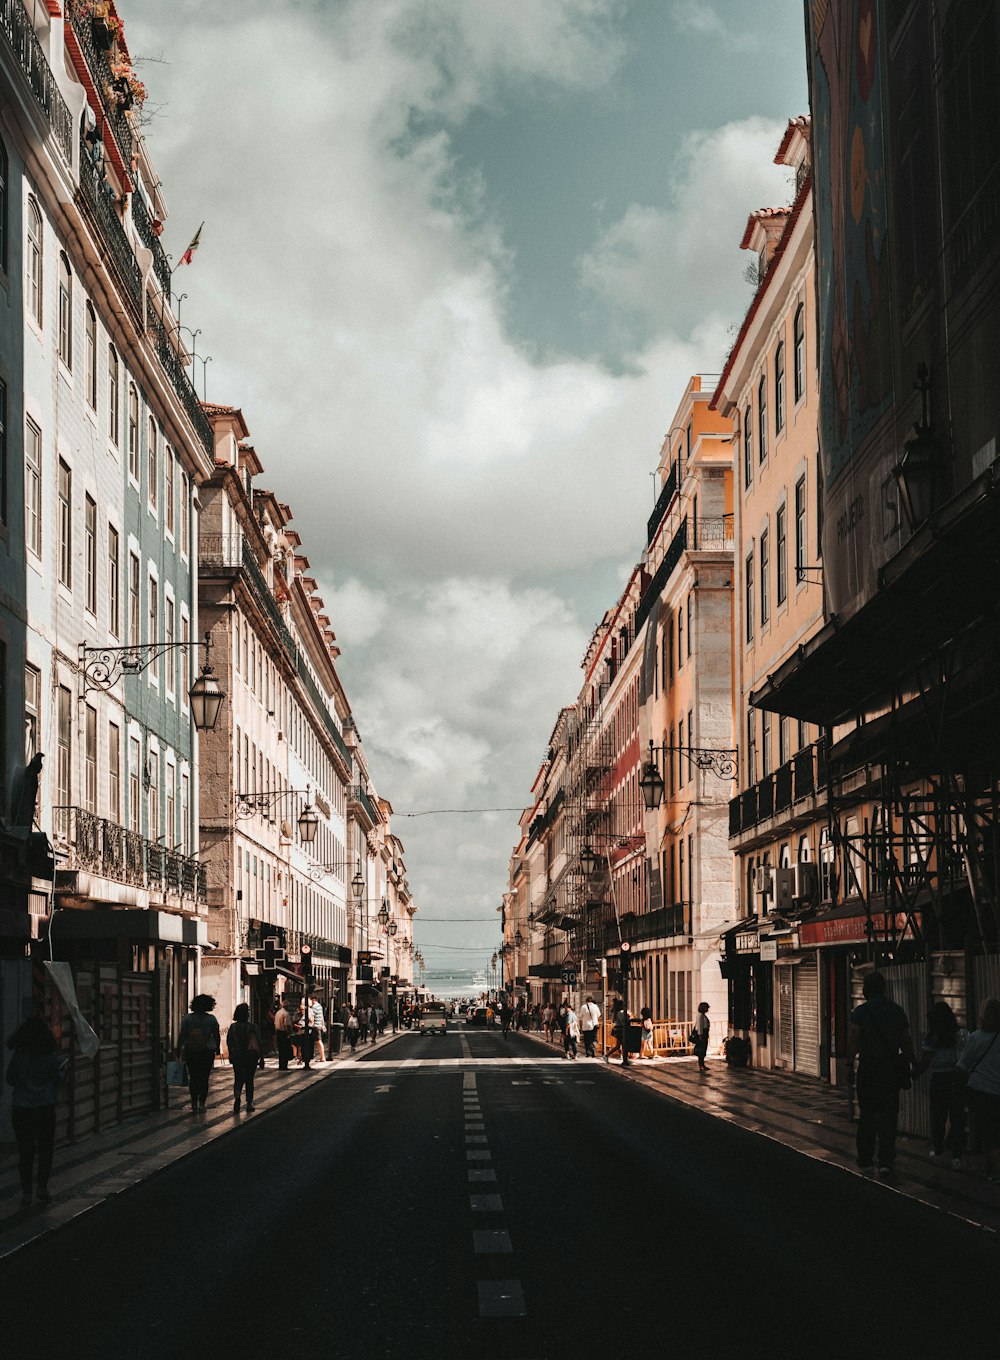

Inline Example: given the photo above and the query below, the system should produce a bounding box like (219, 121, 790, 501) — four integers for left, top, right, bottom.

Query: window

(686, 592, 692, 657)
(0, 376, 6, 524)
(743, 404, 753, 488)
(108, 525, 120, 637)
(148, 575, 159, 679)
(108, 345, 120, 444)
(795, 476, 806, 582)
(84, 705, 97, 813)
(129, 735, 141, 830)
(165, 763, 176, 848)
(24, 664, 40, 762)
(745, 551, 754, 643)
(147, 745, 159, 839)
(58, 253, 72, 368)
(778, 714, 789, 766)
(677, 599, 684, 668)
(180, 472, 189, 555)
(128, 384, 139, 480)
(757, 372, 768, 463)
(774, 341, 785, 434)
(164, 595, 175, 695)
(776, 504, 787, 606)
(678, 717, 685, 786)
(820, 828, 835, 901)
(687, 707, 694, 784)
(57, 685, 72, 829)
(26, 196, 42, 326)
(793, 304, 805, 403)
(165, 444, 174, 534)
(180, 771, 190, 854)
(109, 722, 121, 824)
(0, 136, 6, 272)
(147, 417, 158, 509)
(58, 459, 72, 588)
(85, 303, 97, 408)
(181, 613, 190, 699)
(85, 495, 97, 614)
(128, 551, 140, 646)
(760, 528, 769, 626)
(747, 709, 757, 783)
(761, 713, 771, 775)
(25, 418, 41, 556)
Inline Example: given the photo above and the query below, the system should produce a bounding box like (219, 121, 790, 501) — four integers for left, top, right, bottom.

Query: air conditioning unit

(772, 866, 795, 911)
(754, 866, 772, 895)
(792, 861, 818, 902)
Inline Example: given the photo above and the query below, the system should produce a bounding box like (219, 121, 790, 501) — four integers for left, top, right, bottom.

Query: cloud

(125, 0, 797, 965)
(578, 116, 794, 344)
(670, 1, 765, 50)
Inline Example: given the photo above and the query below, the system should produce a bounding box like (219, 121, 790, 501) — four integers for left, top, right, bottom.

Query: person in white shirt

(579, 996, 602, 1058)
(564, 1005, 580, 1060)
(309, 997, 327, 1063)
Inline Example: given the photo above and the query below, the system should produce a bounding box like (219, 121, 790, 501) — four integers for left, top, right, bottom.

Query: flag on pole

(178, 222, 204, 266)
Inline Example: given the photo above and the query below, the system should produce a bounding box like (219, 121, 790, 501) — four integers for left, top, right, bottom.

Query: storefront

(722, 920, 775, 1069)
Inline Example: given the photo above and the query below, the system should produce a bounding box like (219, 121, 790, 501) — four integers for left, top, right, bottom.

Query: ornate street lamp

(81, 631, 225, 729)
(296, 798, 319, 844)
(639, 743, 665, 810)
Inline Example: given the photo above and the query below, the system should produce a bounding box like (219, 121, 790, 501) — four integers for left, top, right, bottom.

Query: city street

(4, 1023, 998, 1358)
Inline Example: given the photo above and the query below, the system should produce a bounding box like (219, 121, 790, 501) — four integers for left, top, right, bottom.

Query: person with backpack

(226, 1003, 262, 1113)
(178, 994, 221, 1113)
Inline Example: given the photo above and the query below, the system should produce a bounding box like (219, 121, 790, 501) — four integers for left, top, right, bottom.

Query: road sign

(561, 969, 577, 985)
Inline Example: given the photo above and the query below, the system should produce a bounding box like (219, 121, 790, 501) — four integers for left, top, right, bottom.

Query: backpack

(184, 1021, 207, 1053)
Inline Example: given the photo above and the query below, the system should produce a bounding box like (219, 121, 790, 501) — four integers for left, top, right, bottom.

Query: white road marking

(473, 1229, 513, 1254)
(470, 1194, 503, 1211)
(466, 1150, 492, 1161)
(463, 1071, 476, 1090)
(374, 1085, 394, 1094)
(477, 1280, 526, 1317)
(468, 1169, 497, 1181)
(336, 1057, 566, 1070)
(461, 1035, 472, 1059)
(465, 1135, 488, 1144)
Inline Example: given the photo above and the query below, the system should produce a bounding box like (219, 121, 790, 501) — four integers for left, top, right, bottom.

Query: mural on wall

(808, 0, 899, 614)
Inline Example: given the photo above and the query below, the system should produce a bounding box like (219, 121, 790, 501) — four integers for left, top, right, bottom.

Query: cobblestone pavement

(0, 1028, 405, 1259)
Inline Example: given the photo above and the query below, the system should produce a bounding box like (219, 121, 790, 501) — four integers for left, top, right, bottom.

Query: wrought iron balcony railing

(145, 310, 214, 455)
(77, 131, 144, 320)
(131, 190, 171, 297)
(1, 0, 73, 163)
(349, 782, 380, 827)
(647, 460, 679, 544)
(198, 532, 243, 572)
(728, 739, 828, 838)
(69, 5, 134, 170)
(54, 806, 207, 903)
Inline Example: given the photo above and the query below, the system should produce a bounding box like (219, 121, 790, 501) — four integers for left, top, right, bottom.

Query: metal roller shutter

(793, 959, 820, 1076)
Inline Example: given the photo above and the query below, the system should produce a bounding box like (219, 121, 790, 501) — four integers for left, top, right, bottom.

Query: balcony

(54, 806, 207, 904)
(646, 461, 678, 544)
(132, 190, 171, 297)
(145, 310, 215, 455)
(349, 783, 380, 827)
(635, 518, 688, 636)
(69, 6, 134, 170)
(728, 740, 827, 840)
(298, 656, 352, 768)
(77, 132, 144, 321)
(1, 0, 73, 163)
(692, 514, 735, 550)
(199, 532, 243, 573)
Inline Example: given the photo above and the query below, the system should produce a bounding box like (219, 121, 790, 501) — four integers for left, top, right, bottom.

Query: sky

(127, 0, 808, 974)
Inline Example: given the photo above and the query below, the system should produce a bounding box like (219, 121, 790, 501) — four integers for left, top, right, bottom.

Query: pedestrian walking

(531, 1003, 542, 1032)
(639, 1006, 656, 1060)
(5, 1017, 66, 1206)
(368, 1004, 379, 1043)
(846, 971, 916, 1176)
(358, 1006, 370, 1044)
(178, 994, 221, 1112)
(486, 1004, 495, 1030)
(500, 999, 512, 1037)
(309, 996, 327, 1063)
(346, 1008, 360, 1051)
(691, 1001, 711, 1072)
(958, 997, 1000, 1183)
(543, 1004, 555, 1043)
(579, 996, 602, 1058)
(913, 1000, 967, 1168)
(274, 997, 295, 1070)
(259, 999, 277, 1068)
(226, 1004, 262, 1113)
(608, 998, 625, 1060)
(564, 1004, 579, 1059)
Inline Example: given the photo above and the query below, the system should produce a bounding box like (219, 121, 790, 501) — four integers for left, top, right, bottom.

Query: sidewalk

(529, 1030, 1000, 1235)
(0, 1028, 404, 1260)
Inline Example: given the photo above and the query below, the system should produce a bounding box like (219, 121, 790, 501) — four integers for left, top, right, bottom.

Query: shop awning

(52, 907, 207, 946)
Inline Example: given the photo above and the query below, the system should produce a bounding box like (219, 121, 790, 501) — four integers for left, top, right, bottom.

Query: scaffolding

(562, 692, 616, 972)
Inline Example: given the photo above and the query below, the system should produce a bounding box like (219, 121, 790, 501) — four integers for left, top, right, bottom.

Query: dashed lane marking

(466, 1150, 492, 1161)
(470, 1195, 503, 1212)
(463, 1070, 476, 1090)
(468, 1169, 497, 1182)
(473, 1229, 513, 1254)
(466, 1135, 488, 1144)
(478, 1280, 526, 1317)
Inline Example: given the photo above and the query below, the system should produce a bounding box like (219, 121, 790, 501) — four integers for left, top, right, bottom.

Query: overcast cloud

(128, 0, 804, 971)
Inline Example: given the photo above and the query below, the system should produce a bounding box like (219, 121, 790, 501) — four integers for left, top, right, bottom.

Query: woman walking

(178, 994, 221, 1112)
(5, 1017, 66, 1206)
(639, 1006, 656, 1060)
(959, 997, 1000, 1183)
(226, 1003, 262, 1114)
(346, 1007, 360, 1052)
(914, 1000, 967, 1167)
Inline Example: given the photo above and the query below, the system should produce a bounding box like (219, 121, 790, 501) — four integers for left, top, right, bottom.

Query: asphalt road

(5, 1025, 998, 1358)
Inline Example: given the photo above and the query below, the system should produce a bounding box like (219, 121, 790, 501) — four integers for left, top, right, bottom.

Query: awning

(51, 907, 207, 946)
(696, 919, 746, 941)
(798, 903, 912, 948)
(751, 482, 1000, 726)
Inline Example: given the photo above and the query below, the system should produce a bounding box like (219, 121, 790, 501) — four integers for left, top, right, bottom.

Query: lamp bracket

(234, 787, 312, 821)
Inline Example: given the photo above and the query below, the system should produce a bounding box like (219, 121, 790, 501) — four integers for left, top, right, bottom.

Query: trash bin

(624, 1020, 643, 1055)
(329, 1022, 344, 1055)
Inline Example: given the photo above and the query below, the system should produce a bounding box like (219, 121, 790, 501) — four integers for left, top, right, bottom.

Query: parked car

(465, 1007, 488, 1028)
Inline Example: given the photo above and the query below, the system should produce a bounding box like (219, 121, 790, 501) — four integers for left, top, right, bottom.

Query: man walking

(846, 971, 916, 1177)
(579, 995, 602, 1058)
(274, 996, 295, 1071)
